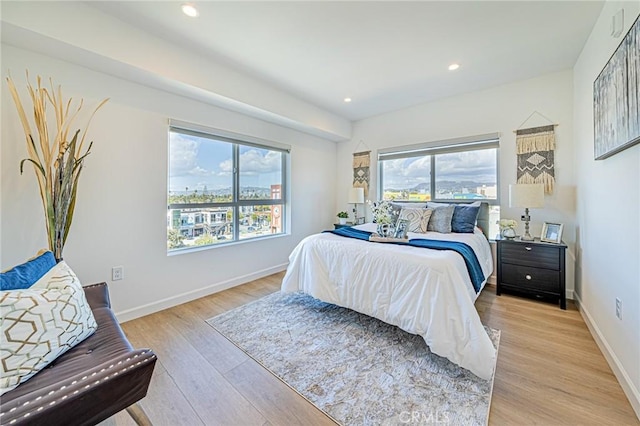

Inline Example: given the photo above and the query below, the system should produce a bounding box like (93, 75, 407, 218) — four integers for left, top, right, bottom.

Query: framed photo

(541, 222, 563, 244)
(593, 14, 640, 160)
(394, 219, 409, 239)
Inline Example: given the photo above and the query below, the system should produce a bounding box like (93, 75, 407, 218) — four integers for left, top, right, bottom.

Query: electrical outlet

(615, 297, 622, 320)
(112, 266, 124, 281)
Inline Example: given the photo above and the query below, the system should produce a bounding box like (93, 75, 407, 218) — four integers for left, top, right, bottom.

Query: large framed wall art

(593, 14, 640, 160)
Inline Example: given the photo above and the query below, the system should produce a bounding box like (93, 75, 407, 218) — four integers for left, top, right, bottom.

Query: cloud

(169, 132, 225, 177)
(382, 150, 497, 188)
(170, 132, 282, 186)
(239, 149, 282, 175)
(382, 157, 431, 187)
(435, 151, 497, 181)
(189, 166, 211, 176)
(219, 158, 232, 175)
(218, 148, 282, 176)
(169, 133, 202, 177)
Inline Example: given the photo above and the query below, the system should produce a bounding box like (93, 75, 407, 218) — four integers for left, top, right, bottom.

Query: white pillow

(0, 261, 97, 395)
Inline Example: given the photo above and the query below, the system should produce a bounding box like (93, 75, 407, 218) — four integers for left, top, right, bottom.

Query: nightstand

(496, 237, 567, 309)
(333, 223, 353, 229)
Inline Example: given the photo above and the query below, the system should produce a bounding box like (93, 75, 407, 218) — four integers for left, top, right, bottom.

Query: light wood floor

(103, 273, 639, 426)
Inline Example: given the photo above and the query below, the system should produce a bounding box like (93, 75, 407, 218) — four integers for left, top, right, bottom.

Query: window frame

(377, 133, 500, 204)
(168, 121, 290, 252)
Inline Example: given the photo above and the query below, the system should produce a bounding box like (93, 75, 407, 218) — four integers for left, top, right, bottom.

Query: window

(167, 123, 288, 252)
(378, 133, 500, 237)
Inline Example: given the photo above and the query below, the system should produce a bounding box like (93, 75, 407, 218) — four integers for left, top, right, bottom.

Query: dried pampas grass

(6, 72, 108, 261)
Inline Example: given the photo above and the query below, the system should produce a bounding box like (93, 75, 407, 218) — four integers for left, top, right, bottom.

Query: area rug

(207, 292, 500, 426)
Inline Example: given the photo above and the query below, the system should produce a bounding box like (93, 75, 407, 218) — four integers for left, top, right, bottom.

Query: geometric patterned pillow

(0, 261, 97, 396)
(398, 207, 433, 233)
(390, 202, 427, 225)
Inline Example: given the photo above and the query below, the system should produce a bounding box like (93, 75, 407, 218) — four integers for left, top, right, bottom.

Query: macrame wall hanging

(352, 150, 371, 197)
(515, 112, 557, 194)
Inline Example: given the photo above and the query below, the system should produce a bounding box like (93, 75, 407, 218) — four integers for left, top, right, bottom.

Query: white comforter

(281, 223, 496, 380)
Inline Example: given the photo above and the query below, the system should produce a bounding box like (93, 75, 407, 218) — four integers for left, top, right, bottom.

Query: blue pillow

(0, 251, 57, 291)
(451, 204, 480, 233)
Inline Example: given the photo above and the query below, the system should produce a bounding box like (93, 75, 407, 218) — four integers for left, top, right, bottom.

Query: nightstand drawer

(501, 264, 560, 293)
(500, 243, 560, 269)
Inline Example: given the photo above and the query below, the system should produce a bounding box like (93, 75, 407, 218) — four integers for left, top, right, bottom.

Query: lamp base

(521, 215, 534, 241)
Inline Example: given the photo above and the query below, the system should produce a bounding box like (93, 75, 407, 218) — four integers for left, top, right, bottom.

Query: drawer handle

(525, 247, 532, 251)
(525, 274, 532, 280)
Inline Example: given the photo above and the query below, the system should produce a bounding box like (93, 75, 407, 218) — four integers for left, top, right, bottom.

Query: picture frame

(394, 219, 409, 239)
(541, 222, 563, 244)
(593, 14, 640, 160)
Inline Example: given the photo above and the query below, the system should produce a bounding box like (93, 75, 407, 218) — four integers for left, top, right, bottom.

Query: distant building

(168, 208, 230, 238)
(270, 184, 282, 233)
(477, 185, 497, 198)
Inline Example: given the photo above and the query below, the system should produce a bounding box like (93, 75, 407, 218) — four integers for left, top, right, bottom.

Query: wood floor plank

(112, 274, 638, 426)
(125, 310, 268, 425)
(138, 369, 205, 426)
(167, 302, 250, 375)
(224, 358, 337, 426)
(478, 290, 638, 425)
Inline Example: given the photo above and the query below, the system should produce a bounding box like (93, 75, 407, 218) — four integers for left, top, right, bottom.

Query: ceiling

(89, 1, 603, 122)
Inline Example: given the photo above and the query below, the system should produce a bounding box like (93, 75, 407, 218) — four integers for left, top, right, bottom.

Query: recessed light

(448, 63, 460, 71)
(182, 3, 199, 18)
(344, 97, 352, 103)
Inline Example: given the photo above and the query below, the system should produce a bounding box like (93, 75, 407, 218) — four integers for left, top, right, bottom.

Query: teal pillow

(0, 251, 56, 291)
(452, 204, 481, 233)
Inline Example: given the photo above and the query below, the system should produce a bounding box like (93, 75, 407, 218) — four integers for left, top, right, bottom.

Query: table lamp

(509, 184, 544, 241)
(348, 187, 365, 224)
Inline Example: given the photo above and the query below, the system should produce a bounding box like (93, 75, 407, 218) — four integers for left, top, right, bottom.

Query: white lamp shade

(509, 184, 544, 208)
(348, 187, 365, 204)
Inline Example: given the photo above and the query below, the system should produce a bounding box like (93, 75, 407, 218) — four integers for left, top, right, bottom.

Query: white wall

(1, 1, 351, 141)
(573, 3, 640, 416)
(336, 71, 576, 292)
(1, 45, 337, 321)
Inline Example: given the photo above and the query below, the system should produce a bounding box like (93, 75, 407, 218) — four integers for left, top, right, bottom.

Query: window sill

(167, 232, 290, 256)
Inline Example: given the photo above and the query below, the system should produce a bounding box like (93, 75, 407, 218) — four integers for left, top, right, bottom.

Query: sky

(169, 132, 282, 193)
(169, 131, 496, 193)
(382, 149, 497, 189)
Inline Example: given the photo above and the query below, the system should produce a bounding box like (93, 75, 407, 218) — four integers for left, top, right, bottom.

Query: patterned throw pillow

(399, 208, 433, 233)
(383, 202, 425, 226)
(0, 261, 97, 396)
(427, 205, 455, 233)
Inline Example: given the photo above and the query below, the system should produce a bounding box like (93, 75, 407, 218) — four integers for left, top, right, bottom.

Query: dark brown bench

(1, 283, 157, 425)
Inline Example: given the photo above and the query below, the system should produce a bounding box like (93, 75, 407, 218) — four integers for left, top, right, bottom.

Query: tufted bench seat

(0, 283, 156, 426)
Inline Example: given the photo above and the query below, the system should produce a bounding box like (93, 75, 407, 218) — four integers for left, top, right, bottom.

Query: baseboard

(574, 292, 640, 420)
(566, 289, 575, 300)
(114, 263, 289, 323)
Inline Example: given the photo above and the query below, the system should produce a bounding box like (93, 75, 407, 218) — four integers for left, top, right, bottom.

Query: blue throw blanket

(325, 227, 485, 293)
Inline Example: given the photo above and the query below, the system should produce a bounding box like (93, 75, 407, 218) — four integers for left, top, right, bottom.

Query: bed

(281, 205, 496, 380)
